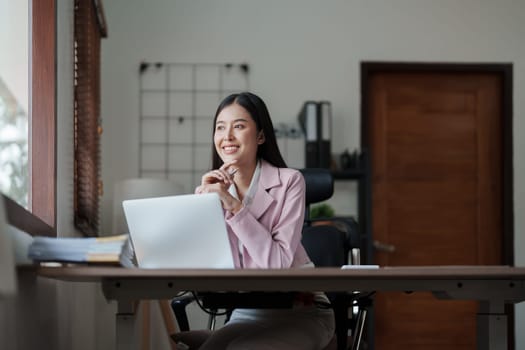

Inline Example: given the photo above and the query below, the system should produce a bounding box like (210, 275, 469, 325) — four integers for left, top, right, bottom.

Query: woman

(195, 92, 334, 350)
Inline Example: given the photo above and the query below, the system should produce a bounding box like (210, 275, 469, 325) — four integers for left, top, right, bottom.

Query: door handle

(373, 240, 396, 253)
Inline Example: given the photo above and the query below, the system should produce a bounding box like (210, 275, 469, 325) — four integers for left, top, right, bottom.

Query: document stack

(28, 234, 135, 267)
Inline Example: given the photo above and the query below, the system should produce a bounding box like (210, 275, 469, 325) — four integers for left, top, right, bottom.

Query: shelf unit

(331, 149, 373, 265)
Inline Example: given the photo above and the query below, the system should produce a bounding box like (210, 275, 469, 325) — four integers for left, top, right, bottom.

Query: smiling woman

(1, 0, 57, 237)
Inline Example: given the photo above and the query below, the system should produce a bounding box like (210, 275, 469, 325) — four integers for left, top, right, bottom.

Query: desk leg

(116, 301, 139, 350)
(158, 300, 179, 350)
(477, 301, 507, 350)
(115, 301, 179, 350)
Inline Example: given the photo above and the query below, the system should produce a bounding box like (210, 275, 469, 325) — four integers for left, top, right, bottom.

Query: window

(0, 1, 29, 209)
(3, 0, 56, 237)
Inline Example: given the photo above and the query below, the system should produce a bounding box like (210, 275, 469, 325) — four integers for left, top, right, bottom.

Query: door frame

(360, 62, 515, 349)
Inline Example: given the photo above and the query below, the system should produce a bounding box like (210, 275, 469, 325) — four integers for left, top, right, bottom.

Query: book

(28, 234, 136, 267)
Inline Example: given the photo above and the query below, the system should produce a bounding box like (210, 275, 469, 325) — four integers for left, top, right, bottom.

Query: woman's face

(214, 103, 262, 167)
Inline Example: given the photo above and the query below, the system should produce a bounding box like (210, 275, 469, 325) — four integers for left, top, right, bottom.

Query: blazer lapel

(248, 160, 280, 219)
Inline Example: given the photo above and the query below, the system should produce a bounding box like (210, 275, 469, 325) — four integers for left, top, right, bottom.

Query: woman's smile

(222, 144, 240, 154)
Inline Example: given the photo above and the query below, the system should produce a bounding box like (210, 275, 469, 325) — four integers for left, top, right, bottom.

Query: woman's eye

(234, 124, 244, 129)
(216, 125, 224, 131)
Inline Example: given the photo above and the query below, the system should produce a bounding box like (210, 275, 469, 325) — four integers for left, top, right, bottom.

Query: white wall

(101, 0, 525, 348)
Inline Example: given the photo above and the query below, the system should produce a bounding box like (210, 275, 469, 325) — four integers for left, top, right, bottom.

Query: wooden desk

(38, 265, 525, 350)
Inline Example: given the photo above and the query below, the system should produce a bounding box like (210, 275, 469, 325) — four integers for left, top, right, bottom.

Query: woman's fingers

(201, 160, 238, 186)
(201, 170, 225, 185)
(196, 182, 227, 194)
(218, 162, 238, 183)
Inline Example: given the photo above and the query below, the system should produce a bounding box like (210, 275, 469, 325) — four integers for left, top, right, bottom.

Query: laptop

(122, 192, 235, 269)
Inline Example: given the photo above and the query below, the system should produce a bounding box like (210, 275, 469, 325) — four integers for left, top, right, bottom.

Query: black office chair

(171, 168, 369, 350)
(300, 168, 370, 350)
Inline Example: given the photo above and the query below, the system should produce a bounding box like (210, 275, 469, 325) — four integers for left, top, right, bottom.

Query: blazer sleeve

(225, 171, 305, 268)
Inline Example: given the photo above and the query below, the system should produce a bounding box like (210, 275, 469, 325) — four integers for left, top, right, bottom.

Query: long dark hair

(211, 92, 287, 169)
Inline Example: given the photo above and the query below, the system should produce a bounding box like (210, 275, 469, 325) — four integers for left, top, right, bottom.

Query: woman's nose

(224, 127, 234, 139)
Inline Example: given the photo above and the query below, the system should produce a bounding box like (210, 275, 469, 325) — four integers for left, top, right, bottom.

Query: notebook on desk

(122, 192, 235, 269)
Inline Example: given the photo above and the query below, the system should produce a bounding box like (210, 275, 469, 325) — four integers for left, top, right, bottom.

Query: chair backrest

(299, 168, 348, 267)
(302, 225, 347, 267)
(300, 168, 334, 206)
(299, 168, 334, 223)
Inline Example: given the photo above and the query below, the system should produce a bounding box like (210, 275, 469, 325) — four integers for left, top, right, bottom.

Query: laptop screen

(123, 193, 235, 269)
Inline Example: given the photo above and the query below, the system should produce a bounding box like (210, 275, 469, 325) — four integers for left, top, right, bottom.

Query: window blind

(74, 0, 107, 235)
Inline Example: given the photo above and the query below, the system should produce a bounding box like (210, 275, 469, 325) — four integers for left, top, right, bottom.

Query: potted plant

(310, 202, 335, 219)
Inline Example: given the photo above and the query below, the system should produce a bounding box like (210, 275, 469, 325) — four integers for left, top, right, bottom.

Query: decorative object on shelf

(340, 148, 362, 170)
(339, 149, 352, 170)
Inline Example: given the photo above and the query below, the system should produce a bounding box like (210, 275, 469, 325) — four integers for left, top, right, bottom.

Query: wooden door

(365, 68, 507, 349)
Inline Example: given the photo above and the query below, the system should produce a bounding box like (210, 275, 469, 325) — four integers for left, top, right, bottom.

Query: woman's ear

(257, 131, 265, 145)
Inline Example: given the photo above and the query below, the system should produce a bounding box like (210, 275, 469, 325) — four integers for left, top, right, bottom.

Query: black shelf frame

(331, 149, 373, 265)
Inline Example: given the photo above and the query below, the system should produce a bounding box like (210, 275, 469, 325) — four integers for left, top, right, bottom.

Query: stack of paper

(28, 234, 135, 267)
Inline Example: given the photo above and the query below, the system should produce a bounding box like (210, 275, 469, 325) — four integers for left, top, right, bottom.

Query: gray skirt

(199, 301, 335, 350)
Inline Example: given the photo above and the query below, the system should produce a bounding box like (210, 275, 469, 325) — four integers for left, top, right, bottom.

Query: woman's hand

(195, 160, 242, 214)
(200, 160, 238, 187)
(195, 183, 243, 214)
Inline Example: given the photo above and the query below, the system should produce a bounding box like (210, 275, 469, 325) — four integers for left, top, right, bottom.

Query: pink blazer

(224, 160, 311, 268)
